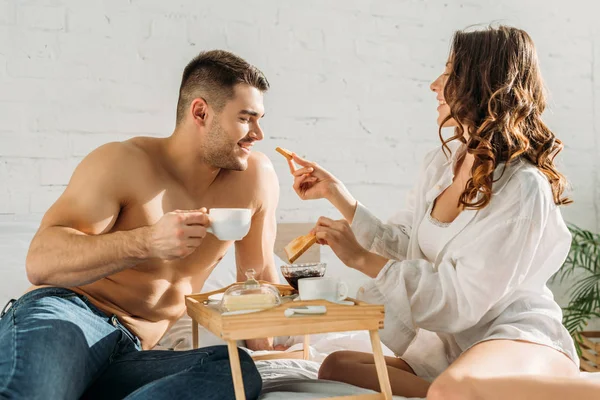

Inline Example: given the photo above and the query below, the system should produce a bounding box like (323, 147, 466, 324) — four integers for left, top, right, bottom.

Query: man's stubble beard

(200, 120, 247, 171)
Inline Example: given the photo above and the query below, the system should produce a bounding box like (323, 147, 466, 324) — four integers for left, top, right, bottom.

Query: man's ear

(190, 98, 209, 125)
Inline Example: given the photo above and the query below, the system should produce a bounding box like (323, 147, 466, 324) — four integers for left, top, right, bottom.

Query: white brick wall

(1, 0, 599, 307)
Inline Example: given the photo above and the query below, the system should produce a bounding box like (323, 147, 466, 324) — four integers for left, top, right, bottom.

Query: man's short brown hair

(176, 50, 270, 124)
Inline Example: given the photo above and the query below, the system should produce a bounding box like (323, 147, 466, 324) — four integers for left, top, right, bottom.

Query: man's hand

(149, 208, 210, 260)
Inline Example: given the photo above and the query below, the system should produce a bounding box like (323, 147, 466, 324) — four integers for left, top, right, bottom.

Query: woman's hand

(287, 154, 358, 222)
(312, 217, 389, 277)
(287, 154, 341, 201)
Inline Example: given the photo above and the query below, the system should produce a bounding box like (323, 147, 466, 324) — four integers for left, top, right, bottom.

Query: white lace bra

(417, 201, 473, 263)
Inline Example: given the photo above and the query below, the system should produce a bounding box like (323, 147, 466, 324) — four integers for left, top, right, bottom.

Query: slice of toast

(284, 234, 317, 263)
(275, 147, 293, 161)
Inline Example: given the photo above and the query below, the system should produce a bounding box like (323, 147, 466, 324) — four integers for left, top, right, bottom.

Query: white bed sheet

(256, 359, 418, 400)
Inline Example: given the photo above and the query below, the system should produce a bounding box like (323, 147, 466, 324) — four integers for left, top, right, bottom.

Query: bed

(256, 358, 418, 399)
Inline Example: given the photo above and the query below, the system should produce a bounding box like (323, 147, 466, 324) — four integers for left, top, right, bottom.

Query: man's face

(200, 84, 265, 171)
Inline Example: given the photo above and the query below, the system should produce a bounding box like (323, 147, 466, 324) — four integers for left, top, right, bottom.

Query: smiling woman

(431, 26, 570, 210)
(283, 25, 579, 400)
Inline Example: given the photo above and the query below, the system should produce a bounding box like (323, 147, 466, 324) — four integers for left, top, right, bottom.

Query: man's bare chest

(109, 182, 253, 278)
(115, 181, 255, 230)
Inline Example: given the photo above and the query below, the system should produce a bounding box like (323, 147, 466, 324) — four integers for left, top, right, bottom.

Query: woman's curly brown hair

(440, 25, 571, 208)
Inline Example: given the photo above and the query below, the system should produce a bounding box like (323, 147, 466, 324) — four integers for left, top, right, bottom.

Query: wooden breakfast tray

(185, 282, 393, 400)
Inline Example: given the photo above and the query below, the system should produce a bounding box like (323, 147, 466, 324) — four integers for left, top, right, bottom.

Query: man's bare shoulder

(82, 138, 158, 176)
(36, 140, 158, 233)
(243, 151, 279, 187)
(221, 151, 279, 208)
(66, 139, 162, 202)
(122, 137, 163, 170)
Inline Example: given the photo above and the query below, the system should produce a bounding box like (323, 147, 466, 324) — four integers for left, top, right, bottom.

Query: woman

(286, 25, 580, 399)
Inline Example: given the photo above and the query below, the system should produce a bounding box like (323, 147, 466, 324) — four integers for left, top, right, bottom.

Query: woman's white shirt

(352, 142, 578, 366)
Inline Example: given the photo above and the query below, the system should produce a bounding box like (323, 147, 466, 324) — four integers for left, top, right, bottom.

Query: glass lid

(220, 269, 281, 312)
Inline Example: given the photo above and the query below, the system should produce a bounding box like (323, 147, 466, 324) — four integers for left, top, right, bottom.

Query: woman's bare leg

(427, 339, 579, 400)
(318, 350, 430, 398)
(462, 375, 600, 400)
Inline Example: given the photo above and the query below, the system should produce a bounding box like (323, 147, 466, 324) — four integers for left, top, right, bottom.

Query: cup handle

(337, 281, 349, 301)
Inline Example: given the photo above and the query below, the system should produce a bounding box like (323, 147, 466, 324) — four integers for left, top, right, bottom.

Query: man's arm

(26, 142, 209, 287)
(26, 142, 149, 286)
(234, 153, 280, 283)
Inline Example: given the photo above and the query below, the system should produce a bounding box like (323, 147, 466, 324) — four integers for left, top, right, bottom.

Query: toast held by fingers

(284, 233, 318, 263)
(275, 147, 293, 161)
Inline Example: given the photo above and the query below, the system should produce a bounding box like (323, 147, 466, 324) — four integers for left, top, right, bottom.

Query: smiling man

(0, 50, 278, 400)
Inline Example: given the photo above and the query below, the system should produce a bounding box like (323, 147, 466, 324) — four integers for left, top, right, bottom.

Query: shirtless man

(0, 50, 277, 400)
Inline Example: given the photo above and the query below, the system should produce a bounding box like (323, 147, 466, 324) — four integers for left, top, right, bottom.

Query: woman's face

(430, 62, 457, 127)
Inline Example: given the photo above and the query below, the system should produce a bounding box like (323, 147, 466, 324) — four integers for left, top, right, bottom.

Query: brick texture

(0, 0, 599, 305)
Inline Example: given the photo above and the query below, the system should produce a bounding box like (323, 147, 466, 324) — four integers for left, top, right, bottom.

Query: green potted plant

(553, 223, 600, 372)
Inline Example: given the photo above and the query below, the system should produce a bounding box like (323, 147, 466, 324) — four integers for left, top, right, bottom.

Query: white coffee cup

(207, 208, 252, 241)
(298, 277, 349, 303)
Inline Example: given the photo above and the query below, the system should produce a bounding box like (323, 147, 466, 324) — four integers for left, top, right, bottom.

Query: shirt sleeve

(350, 187, 416, 261)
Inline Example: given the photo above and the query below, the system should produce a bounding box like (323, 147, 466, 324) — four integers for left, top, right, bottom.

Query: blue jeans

(0, 287, 262, 399)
